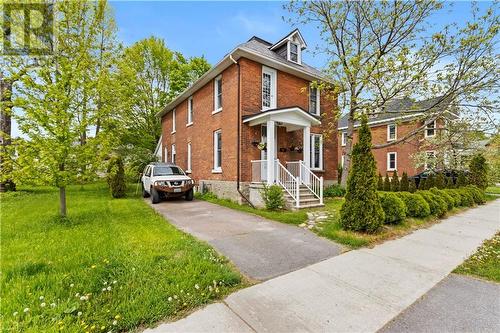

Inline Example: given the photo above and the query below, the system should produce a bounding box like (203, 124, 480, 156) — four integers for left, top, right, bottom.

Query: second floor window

(214, 75, 222, 112)
(309, 85, 320, 115)
(289, 42, 299, 63)
(213, 130, 222, 171)
(187, 97, 193, 125)
(425, 120, 436, 137)
(387, 124, 397, 141)
(262, 66, 276, 110)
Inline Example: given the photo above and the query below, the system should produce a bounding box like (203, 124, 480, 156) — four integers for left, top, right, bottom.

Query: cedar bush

(383, 173, 391, 191)
(340, 115, 384, 233)
(391, 170, 400, 192)
(418, 178, 426, 190)
(430, 187, 454, 210)
(377, 173, 384, 191)
(435, 173, 446, 189)
(446, 176, 454, 188)
(426, 174, 436, 189)
(261, 184, 285, 210)
(324, 184, 346, 197)
(466, 185, 486, 205)
(457, 171, 468, 187)
(106, 155, 127, 198)
(469, 153, 489, 190)
(456, 188, 475, 207)
(443, 189, 462, 207)
(408, 178, 417, 193)
(378, 192, 406, 224)
(396, 192, 430, 218)
(418, 190, 447, 217)
(400, 172, 409, 192)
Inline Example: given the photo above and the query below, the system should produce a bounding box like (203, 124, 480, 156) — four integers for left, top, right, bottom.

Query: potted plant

(257, 142, 267, 151)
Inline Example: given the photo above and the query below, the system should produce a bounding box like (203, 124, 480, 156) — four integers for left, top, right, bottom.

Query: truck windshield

(153, 166, 185, 176)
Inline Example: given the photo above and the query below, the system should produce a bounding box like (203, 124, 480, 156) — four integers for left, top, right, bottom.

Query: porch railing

(250, 160, 267, 183)
(276, 160, 300, 208)
(299, 160, 323, 204)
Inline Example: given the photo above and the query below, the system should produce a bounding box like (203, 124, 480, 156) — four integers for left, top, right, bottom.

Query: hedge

(443, 189, 462, 207)
(430, 187, 455, 210)
(324, 184, 346, 197)
(466, 185, 486, 205)
(456, 188, 475, 207)
(417, 190, 447, 217)
(378, 192, 406, 224)
(396, 192, 430, 218)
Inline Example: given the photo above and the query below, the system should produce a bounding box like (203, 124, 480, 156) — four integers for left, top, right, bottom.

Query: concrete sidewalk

(146, 199, 500, 333)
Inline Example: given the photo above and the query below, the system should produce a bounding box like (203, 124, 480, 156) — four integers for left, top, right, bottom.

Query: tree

(391, 170, 400, 192)
(340, 115, 384, 233)
(383, 173, 391, 191)
(446, 176, 454, 188)
(377, 173, 383, 191)
(11, 0, 118, 216)
(457, 171, 468, 187)
(287, 1, 499, 186)
(435, 173, 446, 189)
(418, 178, 426, 190)
(484, 134, 500, 185)
(107, 155, 126, 198)
(426, 174, 436, 189)
(116, 37, 210, 173)
(408, 178, 417, 193)
(400, 172, 409, 192)
(469, 153, 489, 189)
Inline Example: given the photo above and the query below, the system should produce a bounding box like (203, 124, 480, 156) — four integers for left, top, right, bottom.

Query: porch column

(303, 126, 311, 167)
(267, 120, 275, 184)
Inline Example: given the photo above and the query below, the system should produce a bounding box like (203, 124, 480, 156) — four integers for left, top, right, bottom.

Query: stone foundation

(198, 180, 251, 204)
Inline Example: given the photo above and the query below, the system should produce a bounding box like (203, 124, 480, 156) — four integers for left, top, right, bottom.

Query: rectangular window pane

(187, 143, 191, 171)
(262, 73, 271, 108)
(310, 134, 322, 169)
(309, 87, 317, 114)
(214, 130, 222, 170)
(215, 77, 222, 110)
(290, 43, 298, 62)
(188, 98, 193, 123)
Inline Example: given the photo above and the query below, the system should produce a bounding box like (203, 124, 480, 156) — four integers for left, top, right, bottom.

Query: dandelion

(91, 265, 96, 269)
(102, 288, 106, 292)
(103, 281, 107, 285)
(39, 296, 45, 300)
(13, 312, 18, 316)
(70, 284, 74, 288)
(77, 312, 82, 316)
(23, 308, 30, 313)
(91, 325, 96, 330)
(101, 326, 105, 330)
(183, 302, 187, 306)
(112, 320, 118, 326)
(195, 284, 200, 290)
(107, 286, 111, 291)
(114, 315, 121, 320)
(168, 297, 173, 302)
(40, 302, 46, 307)
(80, 296, 87, 301)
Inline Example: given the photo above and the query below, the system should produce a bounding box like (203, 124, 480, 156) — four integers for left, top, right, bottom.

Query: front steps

(283, 185, 324, 209)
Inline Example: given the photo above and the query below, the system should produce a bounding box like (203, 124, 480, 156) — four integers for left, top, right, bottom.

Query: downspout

(230, 53, 255, 208)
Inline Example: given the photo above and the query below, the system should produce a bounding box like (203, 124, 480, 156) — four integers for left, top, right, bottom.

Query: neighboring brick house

(338, 97, 451, 177)
(157, 30, 338, 208)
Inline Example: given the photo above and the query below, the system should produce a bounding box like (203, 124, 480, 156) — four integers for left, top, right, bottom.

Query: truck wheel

(142, 183, 150, 198)
(151, 187, 160, 204)
(185, 189, 194, 201)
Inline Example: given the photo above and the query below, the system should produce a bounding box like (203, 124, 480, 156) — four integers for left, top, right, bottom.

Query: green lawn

(1, 184, 244, 332)
(454, 233, 500, 282)
(486, 186, 500, 195)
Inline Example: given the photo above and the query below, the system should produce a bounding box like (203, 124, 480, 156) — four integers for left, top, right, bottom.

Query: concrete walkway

(148, 199, 342, 280)
(146, 199, 499, 333)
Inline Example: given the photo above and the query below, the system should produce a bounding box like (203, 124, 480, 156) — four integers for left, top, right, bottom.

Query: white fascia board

(243, 107, 321, 127)
(337, 113, 424, 130)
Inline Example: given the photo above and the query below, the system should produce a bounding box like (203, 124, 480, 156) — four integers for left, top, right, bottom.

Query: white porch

(243, 107, 324, 208)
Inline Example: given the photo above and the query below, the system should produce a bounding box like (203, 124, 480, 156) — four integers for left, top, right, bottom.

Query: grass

(0, 183, 244, 333)
(454, 233, 500, 282)
(486, 186, 500, 195)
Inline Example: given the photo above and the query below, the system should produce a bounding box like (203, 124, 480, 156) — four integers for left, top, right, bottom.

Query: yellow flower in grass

(114, 314, 121, 320)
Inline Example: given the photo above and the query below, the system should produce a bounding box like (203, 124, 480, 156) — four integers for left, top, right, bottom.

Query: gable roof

(158, 30, 326, 118)
(269, 28, 307, 50)
(337, 97, 453, 130)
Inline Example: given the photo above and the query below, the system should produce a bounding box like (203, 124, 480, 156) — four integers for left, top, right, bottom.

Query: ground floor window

(310, 134, 323, 170)
(213, 130, 222, 171)
(187, 142, 192, 173)
(387, 152, 397, 171)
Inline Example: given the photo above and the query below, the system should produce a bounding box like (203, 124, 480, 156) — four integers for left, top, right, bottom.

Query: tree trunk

(59, 186, 67, 217)
(0, 76, 15, 192)
(340, 94, 357, 186)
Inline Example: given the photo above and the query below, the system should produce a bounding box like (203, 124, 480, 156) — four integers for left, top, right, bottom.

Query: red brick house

(157, 30, 338, 208)
(337, 97, 450, 177)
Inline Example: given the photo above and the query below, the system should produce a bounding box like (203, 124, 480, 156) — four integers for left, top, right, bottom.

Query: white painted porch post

(267, 120, 275, 185)
(303, 126, 311, 167)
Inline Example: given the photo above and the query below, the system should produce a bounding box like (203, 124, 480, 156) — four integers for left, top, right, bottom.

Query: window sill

(186, 122, 193, 127)
(387, 138, 396, 142)
(387, 169, 397, 172)
(212, 108, 222, 115)
(310, 169, 325, 173)
(211, 169, 222, 174)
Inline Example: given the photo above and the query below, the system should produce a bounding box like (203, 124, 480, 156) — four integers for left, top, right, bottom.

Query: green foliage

(430, 187, 454, 210)
(383, 173, 391, 191)
(340, 115, 384, 233)
(457, 171, 468, 187)
(400, 172, 409, 192)
(378, 192, 406, 224)
(443, 189, 462, 207)
(408, 178, 417, 193)
(468, 153, 489, 190)
(338, 163, 343, 185)
(391, 170, 400, 192)
(106, 156, 127, 198)
(396, 192, 431, 218)
(426, 174, 436, 189)
(418, 190, 447, 217)
(324, 184, 346, 197)
(454, 234, 500, 283)
(418, 178, 426, 190)
(377, 173, 384, 191)
(466, 185, 486, 205)
(446, 176, 455, 188)
(260, 184, 285, 211)
(456, 188, 475, 207)
(435, 173, 446, 189)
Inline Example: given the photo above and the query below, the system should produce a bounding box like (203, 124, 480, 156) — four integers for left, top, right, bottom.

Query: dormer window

(289, 42, 299, 63)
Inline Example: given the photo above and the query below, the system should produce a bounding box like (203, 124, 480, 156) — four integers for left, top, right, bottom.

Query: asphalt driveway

(147, 199, 342, 280)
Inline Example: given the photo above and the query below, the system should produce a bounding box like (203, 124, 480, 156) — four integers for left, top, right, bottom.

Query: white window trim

(261, 66, 277, 111)
(309, 84, 320, 116)
(387, 152, 397, 171)
(213, 75, 222, 114)
(387, 123, 397, 142)
(171, 109, 176, 134)
(341, 154, 345, 168)
(186, 142, 192, 173)
(310, 134, 323, 171)
(164, 146, 168, 163)
(425, 150, 436, 170)
(212, 130, 222, 172)
(425, 120, 436, 138)
(287, 40, 301, 64)
(187, 96, 193, 126)
(341, 132, 347, 146)
(171, 144, 176, 164)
